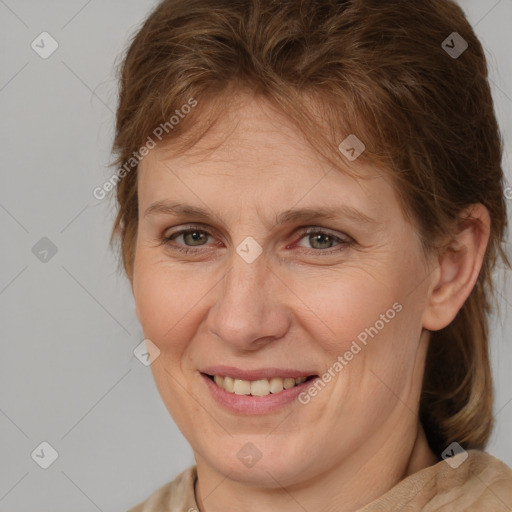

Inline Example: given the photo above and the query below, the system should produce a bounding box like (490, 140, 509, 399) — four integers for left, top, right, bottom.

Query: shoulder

(126, 465, 197, 512)
(453, 450, 512, 509)
(361, 450, 512, 511)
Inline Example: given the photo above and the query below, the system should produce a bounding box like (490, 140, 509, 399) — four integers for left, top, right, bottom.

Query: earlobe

(422, 204, 491, 332)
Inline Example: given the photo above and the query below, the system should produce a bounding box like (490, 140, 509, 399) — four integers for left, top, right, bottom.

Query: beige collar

(127, 450, 512, 511)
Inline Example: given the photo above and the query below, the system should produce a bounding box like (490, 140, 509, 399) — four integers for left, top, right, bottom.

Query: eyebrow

(143, 200, 378, 227)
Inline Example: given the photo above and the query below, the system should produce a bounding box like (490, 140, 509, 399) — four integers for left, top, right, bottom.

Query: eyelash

(159, 225, 354, 256)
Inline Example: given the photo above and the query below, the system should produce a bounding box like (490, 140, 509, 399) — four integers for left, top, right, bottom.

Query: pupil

(186, 231, 205, 245)
(311, 234, 331, 249)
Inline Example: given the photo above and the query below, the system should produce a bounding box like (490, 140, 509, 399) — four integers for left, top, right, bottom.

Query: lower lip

(200, 373, 317, 414)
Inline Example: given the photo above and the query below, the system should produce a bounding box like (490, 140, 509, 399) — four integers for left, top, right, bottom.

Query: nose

(205, 252, 291, 351)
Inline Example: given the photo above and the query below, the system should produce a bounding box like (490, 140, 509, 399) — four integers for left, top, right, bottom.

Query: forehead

(154, 95, 328, 170)
(140, 93, 382, 183)
(136, 94, 401, 228)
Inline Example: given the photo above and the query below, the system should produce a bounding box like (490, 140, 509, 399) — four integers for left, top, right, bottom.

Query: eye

(159, 225, 354, 256)
(293, 228, 353, 253)
(160, 226, 215, 254)
(171, 229, 210, 246)
(300, 232, 336, 250)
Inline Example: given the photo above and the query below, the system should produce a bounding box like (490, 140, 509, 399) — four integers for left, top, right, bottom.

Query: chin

(198, 436, 316, 486)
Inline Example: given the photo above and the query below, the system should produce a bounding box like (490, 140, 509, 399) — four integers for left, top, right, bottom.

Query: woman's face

(133, 94, 435, 486)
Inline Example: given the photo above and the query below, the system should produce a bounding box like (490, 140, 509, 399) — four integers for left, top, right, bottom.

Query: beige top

(127, 450, 512, 511)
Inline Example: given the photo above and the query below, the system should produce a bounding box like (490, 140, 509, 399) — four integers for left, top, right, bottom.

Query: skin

(131, 92, 491, 512)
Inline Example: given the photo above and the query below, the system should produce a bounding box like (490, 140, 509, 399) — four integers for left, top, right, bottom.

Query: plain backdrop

(1, 1, 511, 510)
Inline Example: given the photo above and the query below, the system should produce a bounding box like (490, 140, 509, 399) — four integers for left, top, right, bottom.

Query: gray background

(0, 1, 511, 510)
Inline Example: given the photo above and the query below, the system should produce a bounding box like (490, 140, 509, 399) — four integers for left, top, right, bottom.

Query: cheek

(287, 265, 402, 356)
(132, 254, 203, 348)
(287, 254, 425, 402)
(133, 236, 424, 362)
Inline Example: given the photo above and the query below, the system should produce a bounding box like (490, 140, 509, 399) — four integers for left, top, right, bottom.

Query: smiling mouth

(203, 373, 317, 396)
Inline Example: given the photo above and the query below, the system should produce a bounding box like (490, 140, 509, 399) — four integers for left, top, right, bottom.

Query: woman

(109, 0, 512, 510)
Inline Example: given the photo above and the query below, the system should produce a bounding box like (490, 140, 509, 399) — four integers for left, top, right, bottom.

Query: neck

(404, 422, 440, 476)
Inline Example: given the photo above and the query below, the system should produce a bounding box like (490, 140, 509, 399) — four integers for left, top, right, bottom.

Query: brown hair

(109, 0, 509, 456)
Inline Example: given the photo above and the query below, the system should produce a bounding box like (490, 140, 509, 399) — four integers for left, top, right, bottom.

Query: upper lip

(201, 365, 317, 381)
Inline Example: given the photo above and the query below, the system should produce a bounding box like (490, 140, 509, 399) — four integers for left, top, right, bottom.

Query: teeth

(233, 379, 251, 395)
(251, 379, 270, 396)
(223, 376, 234, 392)
(269, 377, 284, 394)
(283, 377, 296, 389)
(210, 375, 309, 396)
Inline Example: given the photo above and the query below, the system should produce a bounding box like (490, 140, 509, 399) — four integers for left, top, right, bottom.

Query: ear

(422, 203, 491, 331)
